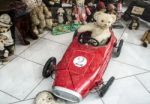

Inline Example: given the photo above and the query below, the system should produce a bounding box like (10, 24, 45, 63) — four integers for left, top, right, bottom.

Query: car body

(43, 30, 123, 103)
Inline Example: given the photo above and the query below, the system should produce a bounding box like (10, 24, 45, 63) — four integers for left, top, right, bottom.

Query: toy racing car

(42, 30, 124, 102)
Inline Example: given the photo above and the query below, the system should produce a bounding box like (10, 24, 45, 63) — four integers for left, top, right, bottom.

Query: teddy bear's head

(94, 11, 116, 29)
(75, 0, 85, 6)
(35, 91, 56, 104)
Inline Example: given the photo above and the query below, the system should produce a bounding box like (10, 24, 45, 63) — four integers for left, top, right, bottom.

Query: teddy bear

(141, 29, 150, 47)
(0, 14, 14, 56)
(72, 0, 91, 24)
(30, 3, 53, 35)
(78, 11, 116, 45)
(57, 8, 65, 24)
(0, 35, 9, 62)
(35, 91, 65, 104)
(65, 8, 73, 24)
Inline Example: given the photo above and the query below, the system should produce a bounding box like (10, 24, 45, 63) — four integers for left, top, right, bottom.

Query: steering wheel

(78, 33, 99, 46)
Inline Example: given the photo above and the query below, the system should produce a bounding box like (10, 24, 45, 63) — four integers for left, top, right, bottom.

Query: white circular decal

(73, 56, 87, 67)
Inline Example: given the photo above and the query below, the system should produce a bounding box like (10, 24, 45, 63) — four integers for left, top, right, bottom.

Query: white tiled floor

(0, 20, 150, 104)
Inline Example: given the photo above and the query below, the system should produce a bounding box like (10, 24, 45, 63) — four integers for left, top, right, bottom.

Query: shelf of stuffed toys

(43, 0, 98, 35)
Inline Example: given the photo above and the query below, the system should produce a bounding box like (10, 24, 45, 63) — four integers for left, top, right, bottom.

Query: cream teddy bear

(35, 91, 65, 104)
(78, 11, 116, 45)
(30, 3, 53, 35)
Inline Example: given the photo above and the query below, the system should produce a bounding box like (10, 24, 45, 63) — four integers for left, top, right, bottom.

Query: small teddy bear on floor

(141, 29, 150, 47)
(78, 11, 116, 45)
(35, 91, 65, 104)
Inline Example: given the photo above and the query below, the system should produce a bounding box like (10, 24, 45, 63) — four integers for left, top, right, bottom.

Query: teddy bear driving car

(78, 11, 116, 45)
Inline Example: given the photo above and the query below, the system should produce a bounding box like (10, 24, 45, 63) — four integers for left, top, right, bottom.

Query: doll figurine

(73, 0, 91, 24)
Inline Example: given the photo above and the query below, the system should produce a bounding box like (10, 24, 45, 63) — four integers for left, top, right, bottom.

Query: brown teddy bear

(30, 3, 53, 35)
(141, 29, 150, 47)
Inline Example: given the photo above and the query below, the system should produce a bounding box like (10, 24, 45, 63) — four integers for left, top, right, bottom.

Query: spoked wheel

(42, 57, 56, 78)
(99, 76, 115, 97)
(114, 39, 124, 57)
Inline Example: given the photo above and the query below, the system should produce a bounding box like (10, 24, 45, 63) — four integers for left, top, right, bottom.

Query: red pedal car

(42, 30, 123, 103)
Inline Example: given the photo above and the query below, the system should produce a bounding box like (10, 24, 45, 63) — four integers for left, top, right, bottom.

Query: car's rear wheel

(114, 39, 124, 57)
(43, 57, 56, 78)
(99, 76, 115, 97)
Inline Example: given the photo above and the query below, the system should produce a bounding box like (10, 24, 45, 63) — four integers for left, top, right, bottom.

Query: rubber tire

(42, 57, 56, 78)
(99, 76, 115, 97)
(115, 39, 124, 57)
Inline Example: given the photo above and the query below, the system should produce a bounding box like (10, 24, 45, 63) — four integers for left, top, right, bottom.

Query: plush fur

(35, 91, 65, 104)
(30, 3, 53, 35)
(78, 11, 116, 45)
(0, 35, 9, 62)
(141, 29, 150, 47)
(0, 14, 14, 55)
(57, 8, 65, 24)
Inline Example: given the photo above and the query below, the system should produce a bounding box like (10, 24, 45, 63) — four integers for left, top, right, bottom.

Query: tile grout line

(0, 90, 21, 101)
(124, 41, 150, 49)
(41, 36, 69, 46)
(15, 30, 51, 56)
(17, 55, 44, 66)
(134, 76, 150, 94)
(9, 98, 34, 104)
(0, 55, 18, 70)
(112, 59, 150, 72)
(113, 71, 150, 81)
(23, 79, 44, 100)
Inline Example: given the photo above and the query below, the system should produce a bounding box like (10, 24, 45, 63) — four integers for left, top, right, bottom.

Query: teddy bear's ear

(94, 11, 102, 21)
(111, 14, 117, 23)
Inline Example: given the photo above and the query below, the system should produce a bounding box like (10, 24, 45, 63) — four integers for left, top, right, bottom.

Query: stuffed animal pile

(78, 11, 116, 45)
(0, 14, 14, 62)
(30, 3, 53, 35)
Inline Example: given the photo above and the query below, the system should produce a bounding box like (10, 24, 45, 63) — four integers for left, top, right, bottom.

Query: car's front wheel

(42, 57, 56, 78)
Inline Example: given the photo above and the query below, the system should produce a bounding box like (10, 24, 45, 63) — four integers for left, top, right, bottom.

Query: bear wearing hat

(0, 14, 14, 56)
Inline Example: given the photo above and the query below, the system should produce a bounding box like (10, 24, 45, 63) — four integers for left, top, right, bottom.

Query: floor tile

(44, 32, 74, 46)
(26, 78, 53, 99)
(138, 20, 150, 31)
(136, 72, 150, 92)
(0, 91, 18, 104)
(15, 39, 38, 55)
(12, 99, 34, 104)
(103, 60, 146, 81)
(0, 57, 43, 100)
(20, 38, 67, 65)
(0, 55, 17, 70)
(66, 93, 103, 104)
(114, 42, 150, 71)
(122, 28, 145, 45)
(102, 77, 150, 104)
(15, 30, 50, 55)
(77, 93, 103, 104)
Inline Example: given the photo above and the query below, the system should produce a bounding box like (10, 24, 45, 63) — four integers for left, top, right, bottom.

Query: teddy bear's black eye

(101, 20, 104, 22)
